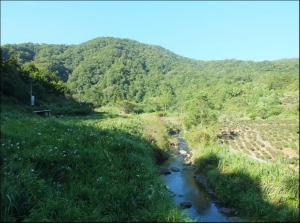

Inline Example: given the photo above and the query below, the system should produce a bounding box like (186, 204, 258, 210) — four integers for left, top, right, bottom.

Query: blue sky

(1, 1, 299, 61)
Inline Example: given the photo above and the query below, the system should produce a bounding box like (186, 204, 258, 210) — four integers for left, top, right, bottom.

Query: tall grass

(188, 141, 299, 222)
(1, 108, 187, 222)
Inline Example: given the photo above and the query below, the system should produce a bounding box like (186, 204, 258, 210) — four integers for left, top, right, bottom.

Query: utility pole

(30, 81, 34, 106)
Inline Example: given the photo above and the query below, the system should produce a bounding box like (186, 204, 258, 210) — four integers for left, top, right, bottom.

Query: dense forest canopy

(1, 37, 299, 126)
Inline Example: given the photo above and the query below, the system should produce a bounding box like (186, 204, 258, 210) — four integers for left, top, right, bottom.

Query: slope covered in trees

(0, 49, 93, 115)
(1, 37, 299, 126)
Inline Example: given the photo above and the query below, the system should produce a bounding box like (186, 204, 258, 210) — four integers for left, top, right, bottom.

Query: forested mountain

(1, 37, 299, 126)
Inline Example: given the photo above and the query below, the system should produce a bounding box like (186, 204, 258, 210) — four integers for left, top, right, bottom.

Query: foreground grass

(187, 139, 299, 222)
(1, 108, 188, 222)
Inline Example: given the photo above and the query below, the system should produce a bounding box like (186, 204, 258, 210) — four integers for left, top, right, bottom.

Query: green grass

(187, 140, 299, 222)
(1, 108, 188, 222)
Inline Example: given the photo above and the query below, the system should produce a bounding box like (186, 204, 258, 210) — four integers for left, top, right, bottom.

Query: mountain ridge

(1, 37, 299, 118)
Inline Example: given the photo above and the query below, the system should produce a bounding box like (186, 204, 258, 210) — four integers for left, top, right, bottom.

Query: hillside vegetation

(1, 37, 299, 122)
(1, 37, 299, 222)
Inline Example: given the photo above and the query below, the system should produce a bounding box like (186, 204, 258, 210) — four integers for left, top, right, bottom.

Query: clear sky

(1, 1, 299, 61)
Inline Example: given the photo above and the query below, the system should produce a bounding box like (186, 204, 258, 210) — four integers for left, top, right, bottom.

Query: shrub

(267, 106, 282, 117)
(184, 125, 217, 147)
(140, 115, 170, 162)
(249, 113, 257, 120)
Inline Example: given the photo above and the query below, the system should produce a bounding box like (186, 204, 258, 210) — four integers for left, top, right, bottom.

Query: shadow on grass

(0, 113, 176, 222)
(193, 153, 299, 222)
(58, 112, 123, 120)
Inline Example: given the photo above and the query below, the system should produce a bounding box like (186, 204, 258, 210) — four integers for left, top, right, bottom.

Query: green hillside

(1, 37, 299, 125)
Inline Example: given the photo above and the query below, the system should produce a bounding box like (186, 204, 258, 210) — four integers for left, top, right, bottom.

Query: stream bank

(157, 135, 241, 222)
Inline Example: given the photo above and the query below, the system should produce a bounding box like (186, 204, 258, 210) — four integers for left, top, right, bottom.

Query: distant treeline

(1, 37, 299, 126)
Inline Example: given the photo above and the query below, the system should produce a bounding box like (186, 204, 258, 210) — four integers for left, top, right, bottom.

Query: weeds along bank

(0, 109, 188, 222)
(183, 126, 299, 222)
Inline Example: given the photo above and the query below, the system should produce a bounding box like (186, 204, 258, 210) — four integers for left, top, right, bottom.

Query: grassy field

(181, 117, 299, 222)
(189, 143, 299, 222)
(0, 106, 189, 222)
(1, 105, 299, 222)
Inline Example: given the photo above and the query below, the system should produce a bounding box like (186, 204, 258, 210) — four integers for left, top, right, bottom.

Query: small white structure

(31, 96, 35, 106)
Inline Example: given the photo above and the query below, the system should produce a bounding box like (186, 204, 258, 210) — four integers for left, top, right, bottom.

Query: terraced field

(217, 119, 299, 170)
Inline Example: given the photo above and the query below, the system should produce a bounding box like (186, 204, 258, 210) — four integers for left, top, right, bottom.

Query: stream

(159, 135, 232, 222)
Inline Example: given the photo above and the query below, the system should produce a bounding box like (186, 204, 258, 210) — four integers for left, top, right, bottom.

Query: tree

(183, 92, 217, 129)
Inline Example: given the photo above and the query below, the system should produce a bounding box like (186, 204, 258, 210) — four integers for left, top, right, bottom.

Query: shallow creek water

(159, 136, 230, 222)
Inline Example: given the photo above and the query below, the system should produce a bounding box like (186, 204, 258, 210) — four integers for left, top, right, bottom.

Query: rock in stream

(158, 166, 171, 175)
(170, 167, 180, 172)
(180, 201, 192, 209)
